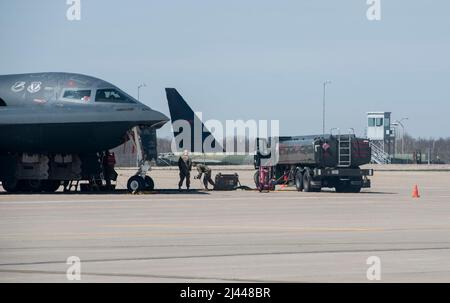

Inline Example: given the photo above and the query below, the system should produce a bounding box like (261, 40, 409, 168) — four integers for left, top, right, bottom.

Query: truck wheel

(335, 182, 347, 193)
(295, 171, 303, 191)
(254, 171, 260, 188)
(336, 177, 362, 193)
(348, 177, 363, 193)
(347, 185, 362, 193)
(303, 171, 312, 192)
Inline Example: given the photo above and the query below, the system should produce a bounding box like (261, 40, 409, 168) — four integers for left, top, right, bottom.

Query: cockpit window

(0, 98, 6, 106)
(63, 90, 92, 102)
(95, 88, 134, 103)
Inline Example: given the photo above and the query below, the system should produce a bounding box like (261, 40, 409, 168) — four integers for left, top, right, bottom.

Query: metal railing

(369, 141, 391, 164)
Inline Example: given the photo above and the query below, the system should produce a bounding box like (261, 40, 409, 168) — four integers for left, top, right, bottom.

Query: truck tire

(254, 171, 260, 188)
(347, 185, 362, 193)
(335, 181, 347, 193)
(335, 180, 362, 193)
(295, 170, 303, 191)
(303, 169, 321, 192)
(347, 177, 362, 193)
(303, 170, 312, 192)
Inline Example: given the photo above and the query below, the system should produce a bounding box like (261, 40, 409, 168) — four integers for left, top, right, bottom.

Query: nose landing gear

(126, 162, 155, 193)
(125, 127, 157, 193)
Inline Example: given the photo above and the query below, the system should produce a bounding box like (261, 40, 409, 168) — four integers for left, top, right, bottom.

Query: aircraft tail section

(165, 88, 224, 153)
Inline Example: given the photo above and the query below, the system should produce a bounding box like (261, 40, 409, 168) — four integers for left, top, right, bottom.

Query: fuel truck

(254, 132, 373, 193)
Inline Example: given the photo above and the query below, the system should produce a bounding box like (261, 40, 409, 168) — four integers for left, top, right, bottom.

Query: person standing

(194, 163, 215, 190)
(102, 151, 117, 191)
(178, 150, 192, 190)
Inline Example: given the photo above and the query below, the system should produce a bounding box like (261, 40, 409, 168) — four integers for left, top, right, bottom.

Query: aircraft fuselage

(0, 72, 168, 153)
(0, 72, 169, 192)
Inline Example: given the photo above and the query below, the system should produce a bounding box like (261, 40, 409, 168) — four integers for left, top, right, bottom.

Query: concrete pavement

(0, 169, 449, 282)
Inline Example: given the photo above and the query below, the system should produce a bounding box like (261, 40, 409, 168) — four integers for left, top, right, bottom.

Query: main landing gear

(2, 179, 61, 193)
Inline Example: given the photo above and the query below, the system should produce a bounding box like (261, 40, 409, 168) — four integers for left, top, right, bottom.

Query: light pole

(391, 122, 400, 157)
(394, 117, 408, 156)
(322, 80, 332, 135)
(430, 139, 437, 164)
(137, 83, 146, 101)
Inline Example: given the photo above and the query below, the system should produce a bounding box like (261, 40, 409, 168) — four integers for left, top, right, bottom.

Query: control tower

(366, 112, 395, 164)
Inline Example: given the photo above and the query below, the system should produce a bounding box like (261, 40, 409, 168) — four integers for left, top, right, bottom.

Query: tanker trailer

(254, 133, 373, 193)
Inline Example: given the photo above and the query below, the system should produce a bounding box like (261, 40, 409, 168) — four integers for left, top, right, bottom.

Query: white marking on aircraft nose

(27, 82, 42, 94)
(11, 81, 26, 92)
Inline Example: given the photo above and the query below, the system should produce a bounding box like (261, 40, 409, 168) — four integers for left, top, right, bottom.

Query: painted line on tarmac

(0, 269, 287, 283)
(2, 225, 450, 241)
(102, 223, 383, 232)
(0, 229, 382, 241)
(2, 246, 450, 267)
(0, 195, 396, 205)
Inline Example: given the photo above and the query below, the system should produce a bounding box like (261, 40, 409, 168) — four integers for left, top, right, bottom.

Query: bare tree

(157, 137, 173, 154)
(402, 134, 450, 163)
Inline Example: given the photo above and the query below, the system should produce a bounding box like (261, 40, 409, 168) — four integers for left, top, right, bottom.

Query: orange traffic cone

(412, 185, 420, 198)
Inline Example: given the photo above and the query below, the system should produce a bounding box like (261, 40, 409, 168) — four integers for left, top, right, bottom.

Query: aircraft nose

(138, 107, 169, 128)
(151, 109, 170, 128)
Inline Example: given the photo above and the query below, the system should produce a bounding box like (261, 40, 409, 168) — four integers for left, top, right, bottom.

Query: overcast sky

(1, 0, 449, 138)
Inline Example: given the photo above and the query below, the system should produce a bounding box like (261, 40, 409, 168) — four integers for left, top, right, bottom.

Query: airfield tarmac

(0, 167, 450, 282)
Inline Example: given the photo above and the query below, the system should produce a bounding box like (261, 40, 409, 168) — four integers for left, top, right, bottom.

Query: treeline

(158, 135, 450, 164)
(402, 134, 450, 163)
(157, 137, 173, 154)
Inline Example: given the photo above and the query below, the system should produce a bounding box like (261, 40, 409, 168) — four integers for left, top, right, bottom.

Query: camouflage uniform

(196, 163, 215, 189)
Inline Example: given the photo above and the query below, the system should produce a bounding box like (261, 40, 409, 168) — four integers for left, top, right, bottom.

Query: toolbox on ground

(214, 173, 240, 190)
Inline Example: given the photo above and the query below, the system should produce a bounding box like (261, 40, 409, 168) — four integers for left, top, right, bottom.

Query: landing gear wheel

(41, 180, 61, 193)
(80, 183, 91, 192)
(295, 170, 303, 192)
(127, 176, 145, 193)
(26, 180, 42, 193)
(144, 176, 155, 191)
(2, 179, 19, 193)
(16, 180, 30, 192)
